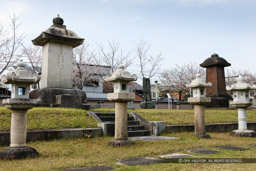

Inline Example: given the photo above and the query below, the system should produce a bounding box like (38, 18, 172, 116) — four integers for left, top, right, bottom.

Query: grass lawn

(91, 108, 256, 125)
(1, 107, 256, 131)
(0, 107, 97, 131)
(1, 132, 256, 171)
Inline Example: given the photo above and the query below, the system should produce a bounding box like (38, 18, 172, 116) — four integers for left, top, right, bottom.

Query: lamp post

(104, 66, 137, 146)
(187, 74, 212, 138)
(227, 76, 256, 137)
(0, 62, 40, 159)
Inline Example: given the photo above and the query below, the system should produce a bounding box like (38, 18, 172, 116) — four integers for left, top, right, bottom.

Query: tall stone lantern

(0, 62, 41, 159)
(227, 76, 256, 137)
(187, 74, 212, 138)
(104, 66, 137, 146)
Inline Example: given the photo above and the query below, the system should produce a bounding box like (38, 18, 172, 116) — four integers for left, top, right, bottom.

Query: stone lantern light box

(188, 74, 212, 99)
(3, 62, 40, 99)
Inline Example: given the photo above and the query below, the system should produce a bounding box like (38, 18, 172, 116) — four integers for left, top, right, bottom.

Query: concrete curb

(165, 122, 256, 133)
(0, 128, 103, 146)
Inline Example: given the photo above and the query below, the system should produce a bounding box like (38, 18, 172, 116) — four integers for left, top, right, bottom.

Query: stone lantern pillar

(227, 76, 256, 137)
(187, 74, 212, 138)
(0, 62, 41, 159)
(104, 66, 137, 146)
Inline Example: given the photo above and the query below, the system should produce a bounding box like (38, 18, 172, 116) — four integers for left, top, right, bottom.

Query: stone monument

(227, 76, 256, 137)
(200, 53, 231, 108)
(187, 74, 212, 138)
(29, 15, 87, 108)
(104, 66, 137, 146)
(140, 77, 155, 109)
(0, 62, 40, 159)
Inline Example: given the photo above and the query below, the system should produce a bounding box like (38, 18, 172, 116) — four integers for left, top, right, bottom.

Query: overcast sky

(0, 0, 256, 81)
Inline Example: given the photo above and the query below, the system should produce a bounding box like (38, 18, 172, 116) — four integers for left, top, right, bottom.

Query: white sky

(0, 0, 256, 82)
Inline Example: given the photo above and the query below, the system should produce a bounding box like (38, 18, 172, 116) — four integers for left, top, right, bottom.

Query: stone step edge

(0, 128, 103, 146)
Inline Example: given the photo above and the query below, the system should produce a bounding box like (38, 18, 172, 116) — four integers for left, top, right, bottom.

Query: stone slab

(188, 149, 221, 154)
(160, 153, 195, 159)
(129, 136, 179, 141)
(215, 145, 250, 151)
(63, 166, 114, 171)
(117, 157, 167, 166)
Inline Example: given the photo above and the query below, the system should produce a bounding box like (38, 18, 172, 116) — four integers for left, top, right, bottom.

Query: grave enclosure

(1, 15, 256, 168)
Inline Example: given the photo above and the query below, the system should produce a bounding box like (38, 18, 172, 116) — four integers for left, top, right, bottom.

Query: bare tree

(21, 45, 42, 74)
(226, 69, 256, 87)
(98, 40, 132, 73)
(73, 44, 110, 90)
(160, 62, 205, 95)
(135, 40, 163, 79)
(0, 14, 23, 75)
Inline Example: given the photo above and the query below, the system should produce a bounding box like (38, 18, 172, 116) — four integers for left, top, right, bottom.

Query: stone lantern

(227, 76, 256, 137)
(0, 62, 41, 160)
(187, 74, 212, 138)
(104, 66, 137, 146)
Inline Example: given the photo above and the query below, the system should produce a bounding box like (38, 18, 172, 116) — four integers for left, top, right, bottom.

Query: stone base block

(108, 140, 134, 147)
(230, 130, 256, 137)
(205, 95, 231, 108)
(98, 122, 115, 136)
(0, 146, 39, 160)
(149, 121, 165, 136)
(140, 101, 155, 109)
(29, 88, 87, 108)
(82, 104, 90, 110)
(193, 134, 211, 139)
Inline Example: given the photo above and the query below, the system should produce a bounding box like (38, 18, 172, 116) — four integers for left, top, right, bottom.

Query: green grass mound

(0, 107, 97, 131)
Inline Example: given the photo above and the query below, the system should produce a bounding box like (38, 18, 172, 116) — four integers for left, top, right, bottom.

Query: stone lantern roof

(104, 65, 137, 83)
(1, 62, 41, 84)
(32, 15, 84, 47)
(187, 74, 212, 88)
(226, 76, 256, 91)
(200, 53, 231, 68)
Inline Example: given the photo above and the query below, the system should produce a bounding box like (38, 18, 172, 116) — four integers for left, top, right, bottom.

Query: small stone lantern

(227, 76, 256, 137)
(187, 74, 212, 138)
(104, 66, 137, 146)
(0, 62, 41, 160)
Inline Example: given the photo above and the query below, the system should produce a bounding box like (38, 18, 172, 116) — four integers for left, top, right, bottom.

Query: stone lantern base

(108, 140, 134, 147)
(0, 147, 39, 160)
(230, 130, 256, 137)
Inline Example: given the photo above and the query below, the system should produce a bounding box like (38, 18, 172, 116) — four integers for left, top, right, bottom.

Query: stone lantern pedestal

(227, 76, 256, 137)
(104, 66, 137, 147)
(187, 74, 212, 138)
(0, 62, 40, 159)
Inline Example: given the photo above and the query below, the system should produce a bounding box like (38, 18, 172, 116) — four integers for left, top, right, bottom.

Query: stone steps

(98, 116, 134, 122)
(128, 130, 151, 137)
(128, 125, 145, 131)
(91, 112, 151, 137)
